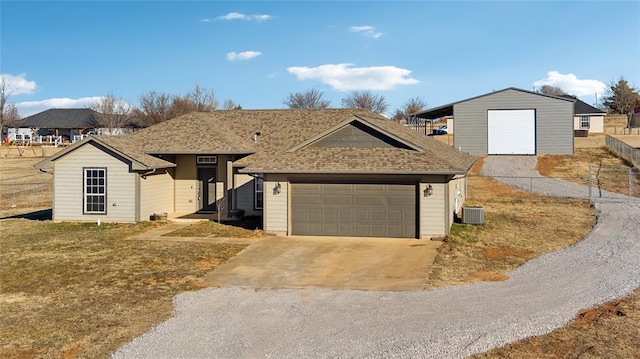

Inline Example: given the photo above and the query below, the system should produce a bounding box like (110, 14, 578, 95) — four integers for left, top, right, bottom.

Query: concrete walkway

(113, 157, 640, 359)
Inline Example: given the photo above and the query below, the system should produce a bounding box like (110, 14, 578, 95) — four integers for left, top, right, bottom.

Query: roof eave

(238, 168, 471, 175)
(146, 150, 255, 155)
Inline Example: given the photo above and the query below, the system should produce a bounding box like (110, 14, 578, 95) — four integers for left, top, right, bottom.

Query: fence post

(630, 167, 633, 203)
(588, 164, 592, 204)
(530, 177, 533, 200)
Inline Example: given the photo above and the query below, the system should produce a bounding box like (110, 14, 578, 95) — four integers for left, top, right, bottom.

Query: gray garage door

(291, 183, 416, 238)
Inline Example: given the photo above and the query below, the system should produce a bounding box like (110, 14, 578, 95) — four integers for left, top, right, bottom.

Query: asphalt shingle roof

(559, 95, 606, 115)
(19, 109, 101, 129)
(40, 109, 476, 175)
(35, 135, 175, 171)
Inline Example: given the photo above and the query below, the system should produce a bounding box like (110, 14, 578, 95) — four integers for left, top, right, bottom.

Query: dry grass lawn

(425, 158, 596, 288)
(0, 220, 247, 359)
(165, 219, 264, 238)
(472, 288, 640, 359)
(537, 147, 639, 197)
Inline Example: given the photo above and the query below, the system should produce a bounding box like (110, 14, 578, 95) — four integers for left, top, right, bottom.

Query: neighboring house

(35, 109, 477, 239)
(411, 88, 576, 155)
(560, 95, 606, 134)
(18, 109, 102, 141)
(17, 108, 139, 143)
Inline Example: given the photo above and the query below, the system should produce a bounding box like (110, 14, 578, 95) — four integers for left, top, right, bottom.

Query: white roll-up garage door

(488, 109, 536, 155)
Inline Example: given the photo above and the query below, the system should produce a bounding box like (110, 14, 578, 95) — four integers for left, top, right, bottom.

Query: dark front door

(197, 167, 217, 212)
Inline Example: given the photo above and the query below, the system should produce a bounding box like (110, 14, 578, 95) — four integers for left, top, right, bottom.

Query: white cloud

(533, 71, 607, 97)
(216, 12, 273, 22)
(15, 97, 102, 117)
(349, 25, 382, 39)
(1, 73, 37, 95)
(227, 51, 262, 61)
(287, 63, 418, 91)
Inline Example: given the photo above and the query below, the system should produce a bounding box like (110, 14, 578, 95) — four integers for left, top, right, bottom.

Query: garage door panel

(356, 196, 386, 206)
(291, 183, 416, 238)
(324, 195, 353, 206)
(488, 109, 536, 155)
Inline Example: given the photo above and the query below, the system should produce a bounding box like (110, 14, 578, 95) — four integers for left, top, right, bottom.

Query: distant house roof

(18, 109, 101, 129)
(410, 87, 575, 120)
(558, 95, 606, 115)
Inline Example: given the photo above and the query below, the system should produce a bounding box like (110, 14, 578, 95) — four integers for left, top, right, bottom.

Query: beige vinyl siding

(574, 115, 604, 133)
(420, 179, 447, 238)
(234, 173, 262, 217)
(139, 169, 174, 221)
(53, 143, 136, 222)
(263, 174, 288, 234)
(174, 155, 197, 213)
(454, 89, 574, 155)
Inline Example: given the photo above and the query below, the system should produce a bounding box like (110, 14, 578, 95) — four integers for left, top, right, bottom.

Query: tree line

(2, 77, 639, 134)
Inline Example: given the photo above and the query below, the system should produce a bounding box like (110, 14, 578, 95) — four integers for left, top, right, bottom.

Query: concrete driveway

(204, 236, 441, 291)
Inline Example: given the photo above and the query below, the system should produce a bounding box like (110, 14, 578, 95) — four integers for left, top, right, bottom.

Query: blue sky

(2, 1, 639, 117)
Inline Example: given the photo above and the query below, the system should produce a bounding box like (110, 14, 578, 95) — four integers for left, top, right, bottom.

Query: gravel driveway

(113, 156, 640, 359)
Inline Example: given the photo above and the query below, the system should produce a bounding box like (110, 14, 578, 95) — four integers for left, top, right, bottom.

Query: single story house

(560, 95, 606, 134)
(411, 87, 576, 155)
(18, 108, 140, 143)
(35, 109, 477, 239)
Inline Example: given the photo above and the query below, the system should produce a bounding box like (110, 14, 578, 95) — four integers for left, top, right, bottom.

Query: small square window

(580, 116, 590, 129)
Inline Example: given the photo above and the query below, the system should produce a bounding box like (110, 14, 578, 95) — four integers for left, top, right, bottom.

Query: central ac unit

(462, 206, 484, 225)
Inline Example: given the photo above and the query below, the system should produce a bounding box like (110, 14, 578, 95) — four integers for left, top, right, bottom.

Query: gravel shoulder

(113, 156, 640, 359)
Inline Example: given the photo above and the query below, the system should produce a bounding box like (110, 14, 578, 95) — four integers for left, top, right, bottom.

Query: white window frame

(84, 168, 106, 214)
(197, 156, 217, 165)
(254, 176, 264, 210)
(580, 115, 590, 129)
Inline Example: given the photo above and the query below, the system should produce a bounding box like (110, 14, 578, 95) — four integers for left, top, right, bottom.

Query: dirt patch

(575, 300, 627, 326)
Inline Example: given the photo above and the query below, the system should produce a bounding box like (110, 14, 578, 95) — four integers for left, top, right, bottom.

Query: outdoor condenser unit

(462, 206, 485, 225)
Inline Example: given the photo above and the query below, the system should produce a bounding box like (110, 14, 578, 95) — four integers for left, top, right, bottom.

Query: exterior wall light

(424, 184, 434, 197)
(273, 182, 281, 195)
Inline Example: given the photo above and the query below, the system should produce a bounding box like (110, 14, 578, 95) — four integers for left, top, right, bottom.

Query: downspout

(135, 173, 141, 222)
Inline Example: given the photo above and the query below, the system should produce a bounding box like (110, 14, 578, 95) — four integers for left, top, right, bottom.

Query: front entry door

(197, 167, 217, 212)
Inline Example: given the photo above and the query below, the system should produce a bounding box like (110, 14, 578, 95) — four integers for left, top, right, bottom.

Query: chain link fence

(0, 174, 53, 212)
(480, 164, 639, 204)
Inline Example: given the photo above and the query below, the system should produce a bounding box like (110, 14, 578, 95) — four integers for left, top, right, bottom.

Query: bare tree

(283, 88, 330, 109)
(223, 99, 241, 110)
(91, 94, 133, 134)
(603, 77, 639, 127)
(538, 85, 568, 96)
(187, 84, 218, 112)
(133, 91, 172, 126)
(391, 97, 427, 122)
(0, 77, 18, 142)
(341, 90, 389, 114)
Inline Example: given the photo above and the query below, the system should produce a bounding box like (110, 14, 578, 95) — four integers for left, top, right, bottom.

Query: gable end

(310, 121, 414, 150)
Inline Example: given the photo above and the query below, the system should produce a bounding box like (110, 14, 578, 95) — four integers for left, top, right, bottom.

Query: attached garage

(290, 183, 416, 238)
(487, 109, 536, 155)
